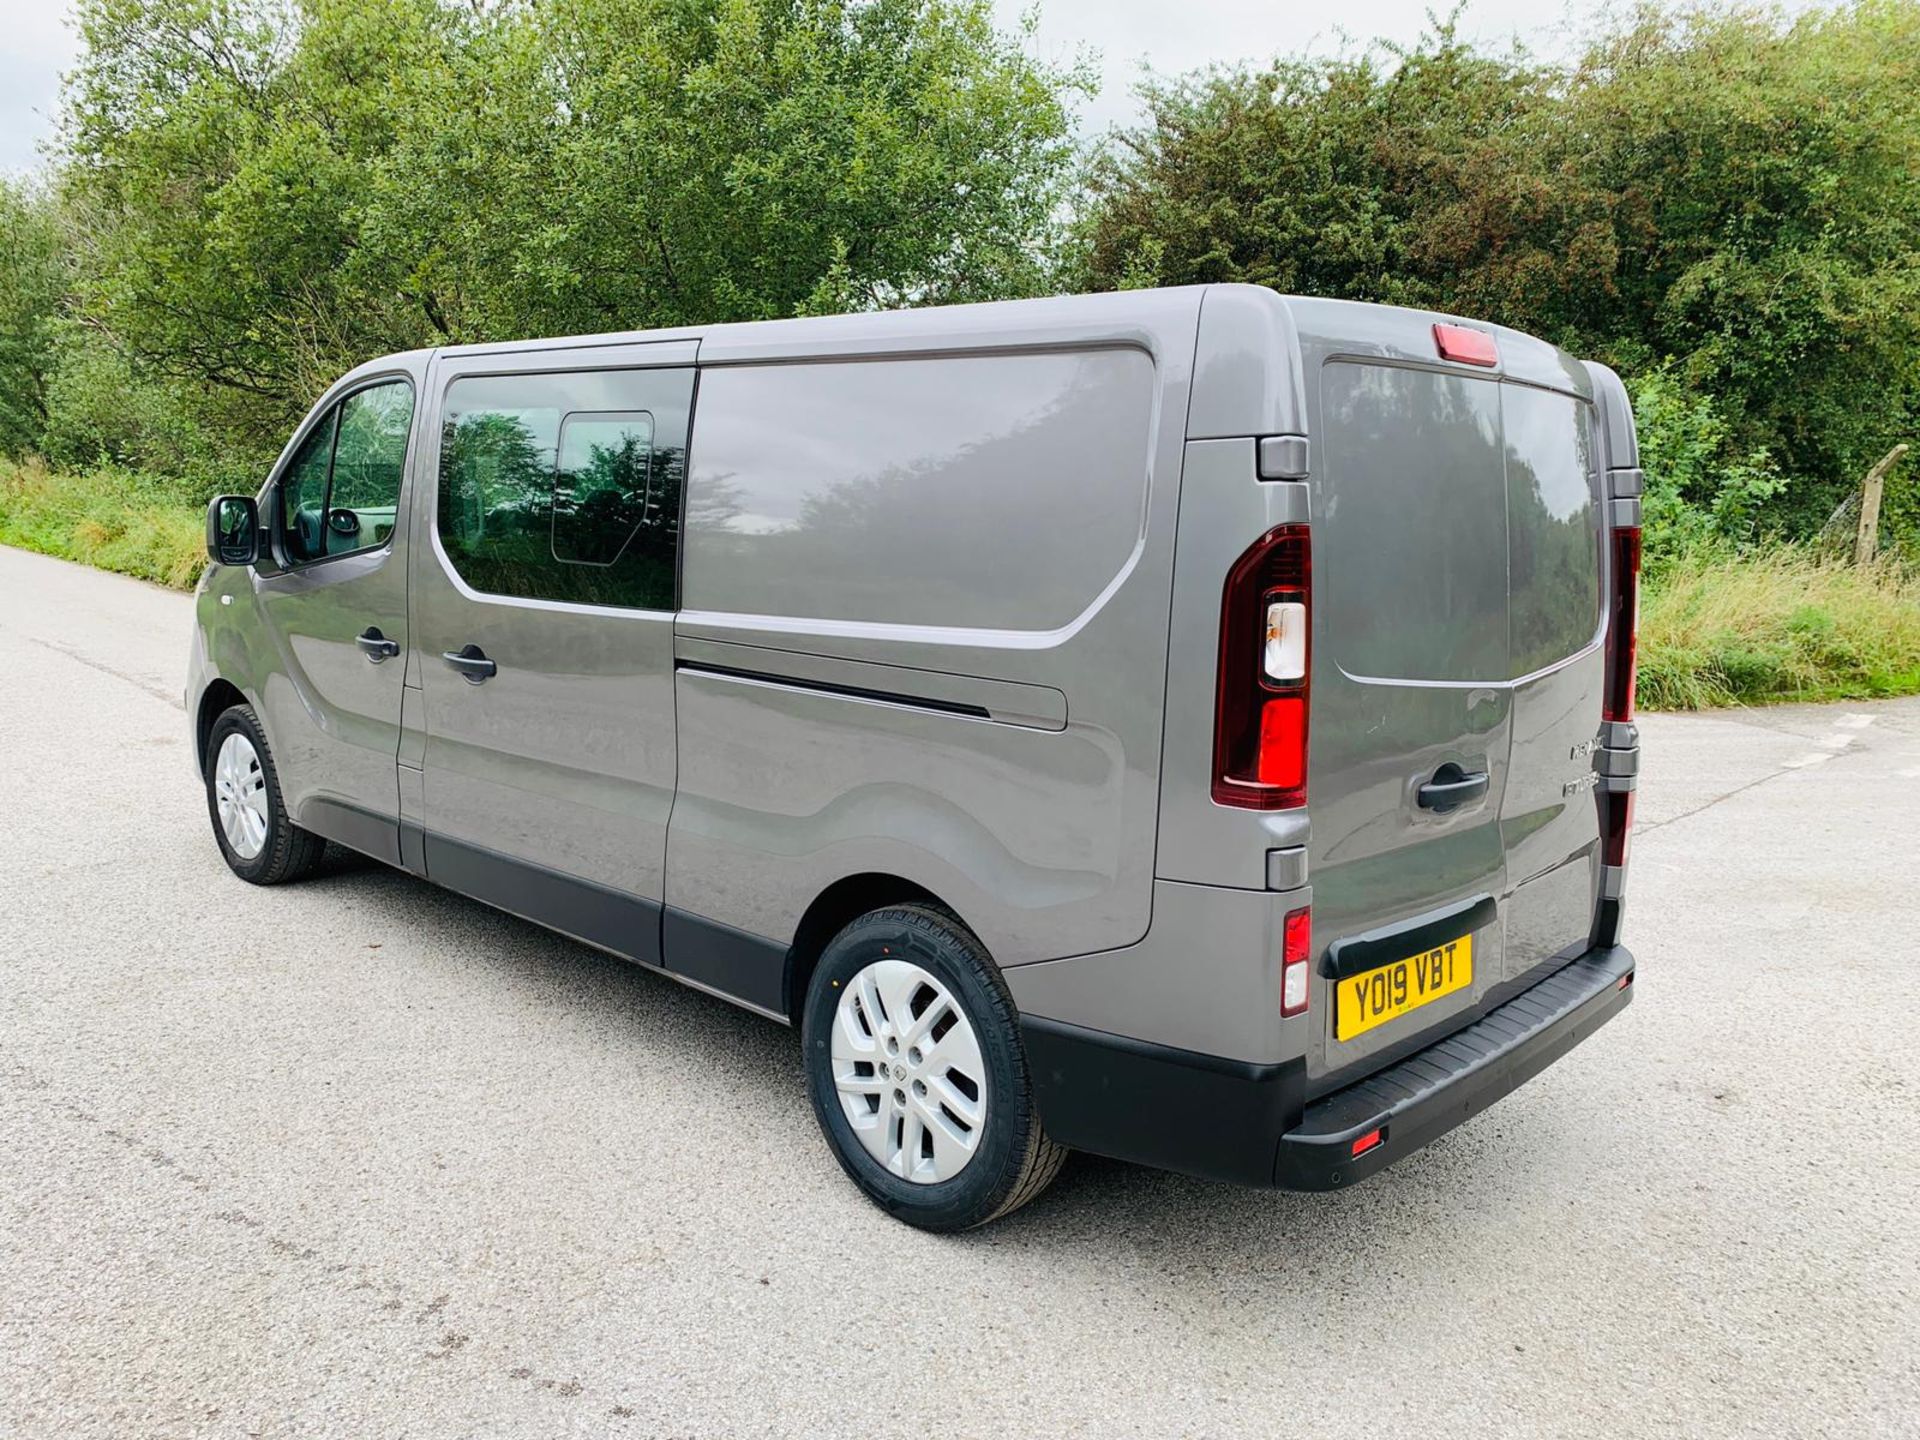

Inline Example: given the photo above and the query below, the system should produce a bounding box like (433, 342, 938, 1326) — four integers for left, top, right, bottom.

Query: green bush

(0, 455, 205, 588)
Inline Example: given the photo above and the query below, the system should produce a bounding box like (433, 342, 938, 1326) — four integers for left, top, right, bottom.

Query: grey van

(190, 285, 1640, 1230)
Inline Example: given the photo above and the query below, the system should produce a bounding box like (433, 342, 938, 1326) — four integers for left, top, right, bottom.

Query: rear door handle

(1417, 765, 1489, 812)
(356, 627, 400, 662)
(441, 644, 497, 683)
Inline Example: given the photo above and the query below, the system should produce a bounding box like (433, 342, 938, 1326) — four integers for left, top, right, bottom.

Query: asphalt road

(1, 543, 1915, 1439)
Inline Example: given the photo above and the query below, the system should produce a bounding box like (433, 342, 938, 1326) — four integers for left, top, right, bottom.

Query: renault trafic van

(190, 285, 1640, 1230)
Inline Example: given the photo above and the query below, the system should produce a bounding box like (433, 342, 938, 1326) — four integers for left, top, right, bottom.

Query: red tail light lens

(1214, 525, 1310, 809)
(1281, 906, 1311, 1017)
(1603, 787, 1634, 869)
(1604, 527, 1642, 723)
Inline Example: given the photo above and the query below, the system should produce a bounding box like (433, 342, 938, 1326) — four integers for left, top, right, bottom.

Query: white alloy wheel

(213, 731, 270, 860)
(831, 958, 988, 1184)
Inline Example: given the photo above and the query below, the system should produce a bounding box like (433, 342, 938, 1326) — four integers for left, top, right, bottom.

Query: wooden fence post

(1854, 444, 1909, 566)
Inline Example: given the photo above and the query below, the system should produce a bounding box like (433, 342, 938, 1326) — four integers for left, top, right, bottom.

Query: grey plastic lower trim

(398, 819, 427, 876)
(423, 832, 664, 967)
(297, 798, 401, 867)
(661, 907, 790, 1019)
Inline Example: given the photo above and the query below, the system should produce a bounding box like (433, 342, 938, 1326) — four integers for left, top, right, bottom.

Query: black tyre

(203, 703, 327, 886)
(802, 904, 1066, 1231)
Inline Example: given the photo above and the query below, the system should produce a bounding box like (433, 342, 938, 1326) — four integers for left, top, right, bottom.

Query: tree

(0, 179, 72, 456)
(55, 0, 1091, 460)
(1069, 3, 1920, 539)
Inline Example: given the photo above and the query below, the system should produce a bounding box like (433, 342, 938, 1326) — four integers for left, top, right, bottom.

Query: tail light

(1281, 906, 1311, 1017)
(1603, 788, 1634, 869)
(1604, 526, 1642, 723)
(1214, 525, 1310, 809)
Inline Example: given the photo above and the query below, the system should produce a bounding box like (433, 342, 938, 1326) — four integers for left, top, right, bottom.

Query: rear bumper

(1021, 944, 1634, 1191)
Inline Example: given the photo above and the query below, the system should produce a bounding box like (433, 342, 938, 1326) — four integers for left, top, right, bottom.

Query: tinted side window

(325, 381, 415, 557)
(1504, 385, 1602, 675)
(553, 412, 655, 565)
(279, 409, 338, 565)
(436, 369, 689, 610)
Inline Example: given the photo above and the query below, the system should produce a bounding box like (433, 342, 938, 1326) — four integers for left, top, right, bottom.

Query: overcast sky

(0, 0, 1639, 175)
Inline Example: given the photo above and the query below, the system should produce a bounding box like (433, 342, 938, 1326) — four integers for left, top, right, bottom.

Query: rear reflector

(1350, 1128, 1384, 1158)
(1281, 906, 1311, 1017)
(1433, 323, 1498, 367)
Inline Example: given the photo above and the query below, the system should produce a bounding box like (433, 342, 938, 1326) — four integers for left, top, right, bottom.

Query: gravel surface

(1, 544, 1915, 1439)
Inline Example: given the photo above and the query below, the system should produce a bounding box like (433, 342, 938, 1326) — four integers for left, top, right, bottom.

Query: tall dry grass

(1639, 547, 1920, 708)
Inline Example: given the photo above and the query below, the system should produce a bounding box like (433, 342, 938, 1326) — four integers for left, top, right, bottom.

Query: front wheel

(203, 703, 326, 885)
(802, 905, 1066, 1231)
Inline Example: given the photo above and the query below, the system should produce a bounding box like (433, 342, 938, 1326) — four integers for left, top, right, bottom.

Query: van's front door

(407, 346, 695, 965)
(254, 374, 419, 862)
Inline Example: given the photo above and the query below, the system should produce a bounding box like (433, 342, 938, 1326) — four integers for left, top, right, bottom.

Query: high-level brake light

(1433, 323, 1498, 367)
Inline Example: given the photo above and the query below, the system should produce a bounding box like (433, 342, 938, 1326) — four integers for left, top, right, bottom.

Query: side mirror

(206, 495, 261, 567)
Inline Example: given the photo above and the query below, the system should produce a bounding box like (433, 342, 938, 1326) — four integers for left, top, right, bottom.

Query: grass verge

(1640, 547, 1920, 708)
(4, 457, 1918, 709)
(0, 455, 206, 589)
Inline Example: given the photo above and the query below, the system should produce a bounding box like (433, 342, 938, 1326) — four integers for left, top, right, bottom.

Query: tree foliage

(45, 0, 1088, 470)
(3, 0, 1917, 549)
(0, 179, 71, 457)
(1072, 2, 1920, 540)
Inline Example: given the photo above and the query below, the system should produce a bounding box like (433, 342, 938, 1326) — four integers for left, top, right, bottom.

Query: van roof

(353, 283, 1592, 415)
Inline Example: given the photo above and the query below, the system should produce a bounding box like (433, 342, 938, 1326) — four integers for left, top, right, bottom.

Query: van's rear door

(1491, 384, 1608, 984)
(1298, 305, 1607, 1092)
(1307, 353, 1518, 1088)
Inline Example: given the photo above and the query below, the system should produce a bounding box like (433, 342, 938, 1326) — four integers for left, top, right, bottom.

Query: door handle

(356, 627, 400, 662)
(1417, 764, 1489, 813)
(442, 644, 497, 683)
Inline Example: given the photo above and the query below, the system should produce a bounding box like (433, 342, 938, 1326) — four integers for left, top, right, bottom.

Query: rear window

(1504, 385, 1602, 675)
(1319, 362, 1510, 683)
(1318, 363, 1601, 683)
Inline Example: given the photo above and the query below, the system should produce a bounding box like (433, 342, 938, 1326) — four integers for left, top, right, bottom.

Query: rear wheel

(802, 904, 1065, 1231)
(204, 704, 326, 885)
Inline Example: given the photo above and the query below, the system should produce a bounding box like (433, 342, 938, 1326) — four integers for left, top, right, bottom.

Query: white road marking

(1835, 713, 1878, 729)
(1782, 752, 1834, 769)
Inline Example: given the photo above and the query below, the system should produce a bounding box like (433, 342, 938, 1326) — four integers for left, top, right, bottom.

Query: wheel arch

(194, 678, 250, 776)
(783, 873, 971, 1022)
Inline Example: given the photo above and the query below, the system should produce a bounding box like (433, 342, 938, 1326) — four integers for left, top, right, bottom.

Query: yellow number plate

(1335, 934, 1473, 1042)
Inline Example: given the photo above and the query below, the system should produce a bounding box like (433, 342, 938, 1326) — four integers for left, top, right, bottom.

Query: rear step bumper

(1274, 944, 1634, 1189)
(1020, 945, 1634, 1191)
